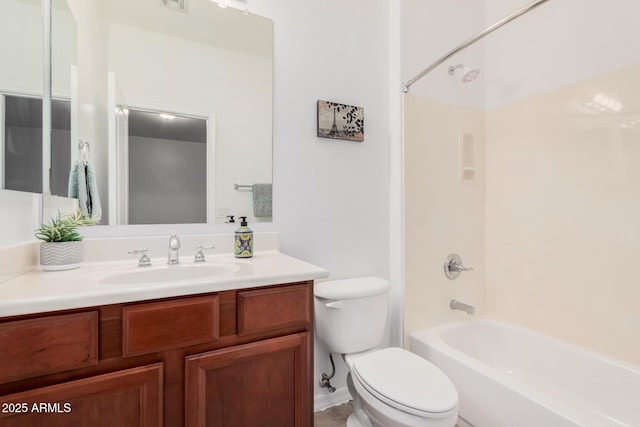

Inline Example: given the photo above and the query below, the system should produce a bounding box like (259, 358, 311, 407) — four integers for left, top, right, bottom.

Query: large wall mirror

(1, 0, 273, 226)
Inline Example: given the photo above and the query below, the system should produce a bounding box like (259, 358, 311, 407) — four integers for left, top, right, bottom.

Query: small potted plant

(35, 211, 97, 271)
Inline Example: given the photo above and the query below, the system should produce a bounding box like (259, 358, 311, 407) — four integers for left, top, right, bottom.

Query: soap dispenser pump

(234, 216, 253, 258)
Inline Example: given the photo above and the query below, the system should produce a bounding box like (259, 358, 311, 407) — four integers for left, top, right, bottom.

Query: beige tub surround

(403, 94, 487, 343)
(485, 63, 640, 365)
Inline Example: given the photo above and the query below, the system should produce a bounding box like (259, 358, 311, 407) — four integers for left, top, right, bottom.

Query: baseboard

(314, 387, 352, 412)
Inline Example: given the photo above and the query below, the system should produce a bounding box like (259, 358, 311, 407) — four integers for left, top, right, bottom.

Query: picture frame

(317, 100, 364, 142)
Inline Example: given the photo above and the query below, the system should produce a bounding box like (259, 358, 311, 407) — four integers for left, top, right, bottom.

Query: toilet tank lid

(314, 277, 389, 299)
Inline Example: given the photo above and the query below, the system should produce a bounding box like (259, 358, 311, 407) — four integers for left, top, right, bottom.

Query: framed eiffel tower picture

(317, 100, 364, 142)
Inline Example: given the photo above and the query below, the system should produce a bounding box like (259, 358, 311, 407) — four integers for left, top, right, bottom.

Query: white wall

(249, 0, 392, 410)
(402, 0, 485, 109)
(0, 190, 41, 247)
(52, 2, 76, 97)
(484, 0, 640, 109)
(0, 0, 42, 95)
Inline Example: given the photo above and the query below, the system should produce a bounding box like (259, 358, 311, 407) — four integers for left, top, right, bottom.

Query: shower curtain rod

(402, 0, 552, 93)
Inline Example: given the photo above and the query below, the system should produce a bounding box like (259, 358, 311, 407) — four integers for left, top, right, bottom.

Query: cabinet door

(185, 332, 311, 427)
(0, 364, 162, 427)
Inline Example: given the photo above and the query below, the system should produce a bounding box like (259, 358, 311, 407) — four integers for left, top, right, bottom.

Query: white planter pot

(40, 241, 84, 271)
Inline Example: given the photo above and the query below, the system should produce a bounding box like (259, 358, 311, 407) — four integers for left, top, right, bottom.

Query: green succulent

(35, 211, 98, 242)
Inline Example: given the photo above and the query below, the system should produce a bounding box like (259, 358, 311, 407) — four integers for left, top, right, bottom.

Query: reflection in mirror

(0, 0, 43, 194)
(3, 96, 43, 193)
(2, 95, 70, 195)
(51, 0, 76, 198)
(57, 0, 273, 226)
(51, 99, 71, 196)
(119, 109, 210, 225)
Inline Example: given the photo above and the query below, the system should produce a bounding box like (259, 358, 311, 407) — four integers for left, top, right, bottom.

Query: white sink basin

(99, 263, 242, 285)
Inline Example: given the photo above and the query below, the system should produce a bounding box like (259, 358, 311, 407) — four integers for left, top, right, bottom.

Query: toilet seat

(350, 347, 458, 418)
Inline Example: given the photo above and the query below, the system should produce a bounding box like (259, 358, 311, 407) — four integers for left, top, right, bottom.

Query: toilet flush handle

(325, 301, 342, 309)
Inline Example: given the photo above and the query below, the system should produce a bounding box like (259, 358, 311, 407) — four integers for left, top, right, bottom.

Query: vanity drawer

(0, 311, 98, 383)
(123, 296, 219, 357)
(237, 284, 311, 336)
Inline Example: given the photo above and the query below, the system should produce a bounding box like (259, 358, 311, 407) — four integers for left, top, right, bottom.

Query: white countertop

(0, 251, 328, 317)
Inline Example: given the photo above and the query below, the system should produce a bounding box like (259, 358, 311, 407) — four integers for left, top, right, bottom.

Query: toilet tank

(314, 277, 390, 354)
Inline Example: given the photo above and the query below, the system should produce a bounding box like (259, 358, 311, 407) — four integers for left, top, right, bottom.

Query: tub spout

(450, 299, 475, 315)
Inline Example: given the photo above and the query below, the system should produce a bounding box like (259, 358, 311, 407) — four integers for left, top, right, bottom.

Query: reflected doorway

(114, 107, 212, 225)
(1, 94, 70, 195)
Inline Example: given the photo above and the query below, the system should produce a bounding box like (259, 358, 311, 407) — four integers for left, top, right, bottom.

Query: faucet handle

(169, 233, 181, 248)
(444, 254, 473, 280)
(451, 263, 473, 272)
(128, 248, 151, 267)
(194, 245, 215, 263)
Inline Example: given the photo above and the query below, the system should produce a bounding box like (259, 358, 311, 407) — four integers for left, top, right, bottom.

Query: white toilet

(314, 277, 458, 427)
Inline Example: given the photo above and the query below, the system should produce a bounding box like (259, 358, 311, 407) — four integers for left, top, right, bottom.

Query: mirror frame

(43, 0, 51, 195)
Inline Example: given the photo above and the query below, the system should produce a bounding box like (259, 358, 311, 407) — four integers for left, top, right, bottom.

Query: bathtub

(410, 319, 640, 427)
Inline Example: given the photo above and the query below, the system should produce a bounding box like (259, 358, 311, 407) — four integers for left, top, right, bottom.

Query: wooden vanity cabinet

(0, 281, 314, 427)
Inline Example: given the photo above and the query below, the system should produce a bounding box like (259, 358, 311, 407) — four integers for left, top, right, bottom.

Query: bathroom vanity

(0, 249, 327, 427)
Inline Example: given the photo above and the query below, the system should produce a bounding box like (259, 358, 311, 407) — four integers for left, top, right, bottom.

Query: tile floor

(313, 401, 354, 426)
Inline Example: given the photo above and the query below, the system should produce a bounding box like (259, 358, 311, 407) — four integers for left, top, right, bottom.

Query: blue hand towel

(68, 162, 79, 198)
(68, 161, 101, 221)
(252, 183, 272, 217)
(85, 161, 101, 221)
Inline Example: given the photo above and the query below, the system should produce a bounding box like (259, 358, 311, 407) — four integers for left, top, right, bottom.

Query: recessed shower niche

(458, 130, 476, 184)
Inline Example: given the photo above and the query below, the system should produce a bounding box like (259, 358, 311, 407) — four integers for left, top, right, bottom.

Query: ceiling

(103, 0, 272, 58)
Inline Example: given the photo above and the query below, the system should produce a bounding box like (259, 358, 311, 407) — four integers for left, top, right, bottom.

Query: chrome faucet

(450, 299, 475, 315)
(444, 254, 473, 280)
(168, 234, 181, 264)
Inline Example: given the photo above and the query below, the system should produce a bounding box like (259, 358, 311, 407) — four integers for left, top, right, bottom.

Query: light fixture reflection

(209, 0, 247, 11)
(586, 93, 623, 113)
(160, 113, 176, 120)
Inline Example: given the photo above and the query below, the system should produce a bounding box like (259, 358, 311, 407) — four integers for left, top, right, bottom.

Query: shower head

(448, 64, 480, 83)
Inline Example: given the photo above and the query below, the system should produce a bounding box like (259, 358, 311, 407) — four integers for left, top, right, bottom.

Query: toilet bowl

(314, 277, 459, 427)
(345, 348, 458, 427)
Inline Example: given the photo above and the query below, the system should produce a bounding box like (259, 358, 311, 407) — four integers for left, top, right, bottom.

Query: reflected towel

(68, 161, 102, 221)
(252, 183, 272, 217)
(67, 162, 79, 198)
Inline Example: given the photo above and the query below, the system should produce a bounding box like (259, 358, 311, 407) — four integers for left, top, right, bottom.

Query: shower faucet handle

(450, 263, 473, 272)
(444, 254, 473, 280)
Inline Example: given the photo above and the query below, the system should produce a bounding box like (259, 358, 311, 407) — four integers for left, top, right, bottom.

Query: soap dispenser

(234, 216, 253, 258)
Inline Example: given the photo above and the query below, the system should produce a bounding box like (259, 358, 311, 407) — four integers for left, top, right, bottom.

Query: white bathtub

(410, 319, 640, 427)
